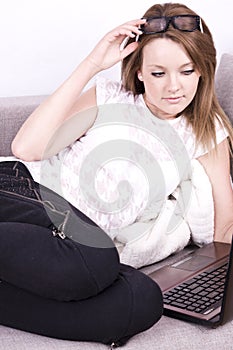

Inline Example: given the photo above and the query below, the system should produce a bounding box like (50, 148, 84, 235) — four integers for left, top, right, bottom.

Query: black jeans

(0, 161, 163, 346)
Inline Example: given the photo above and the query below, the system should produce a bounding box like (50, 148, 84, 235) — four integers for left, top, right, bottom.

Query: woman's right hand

(85, 19, 145, 72)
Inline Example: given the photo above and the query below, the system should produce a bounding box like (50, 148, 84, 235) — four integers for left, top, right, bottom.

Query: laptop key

(194, 308, 202, 313)
(187, 306, 196, 311)
(170, 301, 187, 309)
(184, 278, 197, 285)
(186, 283, 201, 290)
(191, 286, 204, 294)
(208, 291, 220, 298)
(163, 298, 171, 304)
(199, 291, 209, 297)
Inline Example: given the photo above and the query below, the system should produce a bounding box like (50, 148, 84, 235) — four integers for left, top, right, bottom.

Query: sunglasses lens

(141, 15, 200, 35)
(174, 16, 199, 31)
(142, 17, 167, 33)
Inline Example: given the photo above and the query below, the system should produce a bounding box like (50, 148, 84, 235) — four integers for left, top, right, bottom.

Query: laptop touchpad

(171, 255, 215, 271)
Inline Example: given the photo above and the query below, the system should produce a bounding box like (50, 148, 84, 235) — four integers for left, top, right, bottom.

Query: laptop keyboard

(163, 262, 228, 314)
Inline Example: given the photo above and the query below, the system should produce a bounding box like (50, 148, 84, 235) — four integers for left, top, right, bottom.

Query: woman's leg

(0, 222, 120, 301)
(0, 162, 163, 344)
(0, 161, 121, 301)
(0, 264, 163, 345)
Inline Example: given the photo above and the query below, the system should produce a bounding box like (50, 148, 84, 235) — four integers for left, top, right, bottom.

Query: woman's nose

(167, 75, 181, 93)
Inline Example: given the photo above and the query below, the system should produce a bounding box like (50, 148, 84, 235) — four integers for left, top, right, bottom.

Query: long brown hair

(121, 3, 233, 152)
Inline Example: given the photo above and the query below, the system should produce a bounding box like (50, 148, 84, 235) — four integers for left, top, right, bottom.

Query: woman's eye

(151, 72, 165, 77)
(182, 69, 195, 75)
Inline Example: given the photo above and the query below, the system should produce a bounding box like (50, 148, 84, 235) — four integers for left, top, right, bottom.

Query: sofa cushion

(0, 95, 47, 156)
(215, 53, 233, 124)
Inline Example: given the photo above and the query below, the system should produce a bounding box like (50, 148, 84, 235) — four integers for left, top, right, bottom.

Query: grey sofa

(0, 53, 233, 350)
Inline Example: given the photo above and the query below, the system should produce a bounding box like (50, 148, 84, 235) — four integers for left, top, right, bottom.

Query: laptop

(148, 237, 233, 327)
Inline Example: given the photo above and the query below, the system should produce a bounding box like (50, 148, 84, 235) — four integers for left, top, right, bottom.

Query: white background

(0, 0, 232, 97)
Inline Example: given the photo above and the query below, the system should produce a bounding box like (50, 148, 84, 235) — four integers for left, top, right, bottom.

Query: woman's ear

(137, 71, 143, 81)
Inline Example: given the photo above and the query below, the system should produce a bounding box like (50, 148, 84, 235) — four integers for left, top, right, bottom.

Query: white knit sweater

(118, 159, 214, 268)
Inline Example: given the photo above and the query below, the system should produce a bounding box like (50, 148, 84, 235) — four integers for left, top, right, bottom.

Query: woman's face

(137, 38, 201, 120)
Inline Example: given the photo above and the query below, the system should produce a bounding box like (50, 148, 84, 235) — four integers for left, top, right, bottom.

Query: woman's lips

(164, 96, 183, 104)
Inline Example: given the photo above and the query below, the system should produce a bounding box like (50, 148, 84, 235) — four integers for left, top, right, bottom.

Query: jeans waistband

(0, 161, 39, 199)
(0, 160, 33, 178)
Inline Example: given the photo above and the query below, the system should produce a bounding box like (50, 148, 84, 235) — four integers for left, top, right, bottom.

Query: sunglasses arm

(199, 18, 204, 33)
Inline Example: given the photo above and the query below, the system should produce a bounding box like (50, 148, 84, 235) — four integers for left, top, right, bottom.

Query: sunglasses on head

(140, 15, 202, 35)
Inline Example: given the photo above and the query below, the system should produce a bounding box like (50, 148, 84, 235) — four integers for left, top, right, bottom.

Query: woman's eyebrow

(147, 62, 193, 69)
(180, 62, 194, 68)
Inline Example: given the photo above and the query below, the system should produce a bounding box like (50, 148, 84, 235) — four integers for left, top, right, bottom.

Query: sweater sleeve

(95, 75, 138, 106)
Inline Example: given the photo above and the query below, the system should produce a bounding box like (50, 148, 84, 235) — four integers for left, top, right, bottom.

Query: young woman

(1, 2, 233, 346)
(12, 3, 233, 245)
